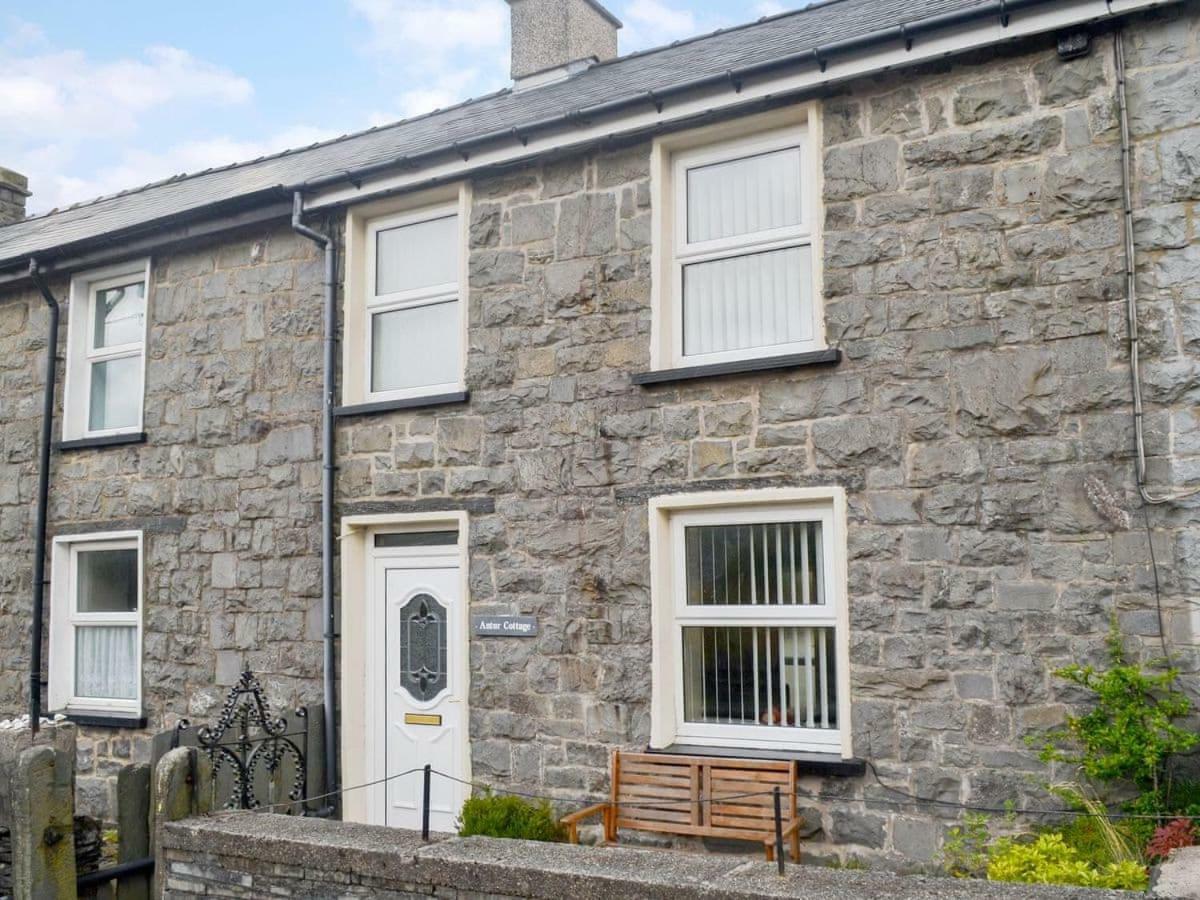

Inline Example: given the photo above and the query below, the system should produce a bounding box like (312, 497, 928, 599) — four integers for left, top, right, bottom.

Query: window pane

(92, 281, 145, 349)
(682, 245, 812, 358)
(88, 356, 141, 432)
(375, 531, 458, 548)
(687, 147, 802, 244)
(399, 593, 447, 702)
(682, 626, 837, 730)
(371, 300, 460, 393)
(376, 215, 458, 296)
(77, 548, 138, 613)
(75, 626, 138, 700)
(685, 521, 824, 606)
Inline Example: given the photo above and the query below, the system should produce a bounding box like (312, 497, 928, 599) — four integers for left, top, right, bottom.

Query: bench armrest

(560, 802, 612, 843)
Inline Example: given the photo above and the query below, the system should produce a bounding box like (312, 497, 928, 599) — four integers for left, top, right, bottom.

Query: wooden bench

(561, 750, 802, 861)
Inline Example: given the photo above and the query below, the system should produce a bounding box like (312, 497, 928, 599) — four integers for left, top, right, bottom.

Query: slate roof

(0, 0, 1044, 269)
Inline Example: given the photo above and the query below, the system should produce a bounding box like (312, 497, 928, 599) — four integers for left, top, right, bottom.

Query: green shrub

(1037, 625, 1196, 799)
(457, 791, 566, 842)
(940, 812, 993, 879)
(987, 833, 1148, 891)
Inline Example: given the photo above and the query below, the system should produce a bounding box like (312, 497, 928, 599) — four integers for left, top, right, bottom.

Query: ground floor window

(651, 490, 849, 755)
(49, 531, 143, 716)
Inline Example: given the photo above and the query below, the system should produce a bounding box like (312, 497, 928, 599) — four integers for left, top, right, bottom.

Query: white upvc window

(650, 489, 850, 756)
(49, 531, 143, 717)
(650, 107, 823, 371)
(363, 203, 464, 402)
(64, 260, 150, 440)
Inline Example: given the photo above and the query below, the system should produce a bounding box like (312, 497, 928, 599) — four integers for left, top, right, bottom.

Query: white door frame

(339, 511, 471, 826)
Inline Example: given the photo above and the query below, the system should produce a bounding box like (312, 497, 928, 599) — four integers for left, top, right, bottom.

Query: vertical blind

(682, 626, 837, 730)
(681, 521, 836, 732)
(685, 521, 825, 607)
(680, 143, 811, 360)
(682, 246, 812, 357)
(371, 213, 460, 394)
(686, 147, 803, 244)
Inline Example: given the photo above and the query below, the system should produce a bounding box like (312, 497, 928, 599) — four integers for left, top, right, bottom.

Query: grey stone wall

(0, 2, 1197, 866)
(0, 225, 330, 819)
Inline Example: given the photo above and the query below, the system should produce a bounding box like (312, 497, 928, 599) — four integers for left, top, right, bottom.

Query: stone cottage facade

(0, 0, 1198, 867)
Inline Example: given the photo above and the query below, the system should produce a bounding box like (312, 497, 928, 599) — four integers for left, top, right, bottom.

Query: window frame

(48, 530, 144, 717)
(351, 192, 468, 406)
(649, 106, 824, 373)
(63, 259, 151, 441)
(649, 488, 851, 757)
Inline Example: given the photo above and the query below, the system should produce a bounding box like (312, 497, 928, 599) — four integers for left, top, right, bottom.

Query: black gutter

(295, 0, 1119, 194)
(289, 193, 339, 808)
(27, 258, 59, 736)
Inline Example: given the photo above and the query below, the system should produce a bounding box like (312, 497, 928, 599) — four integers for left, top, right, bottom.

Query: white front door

(368, 539, 466, 832)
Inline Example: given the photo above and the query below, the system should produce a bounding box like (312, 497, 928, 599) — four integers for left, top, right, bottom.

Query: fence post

(11, 745, 76, 900)
(117, 763, 151, 900)
(422, 764, 432, 841)
(152, 747, 213, 897)
(773, 787, 785, 876)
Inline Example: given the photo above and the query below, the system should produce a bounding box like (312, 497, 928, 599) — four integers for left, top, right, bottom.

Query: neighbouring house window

(64, 260, 150, 440)
(364, 204, 463, 401)
(650, 490, 848, 755)
(651, 109, 822, 371)
(49, 532, 143, 716)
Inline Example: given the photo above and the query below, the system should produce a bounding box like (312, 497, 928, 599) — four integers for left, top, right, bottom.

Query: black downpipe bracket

(27, 259, 60, 736)
(290, 193, 340, 805)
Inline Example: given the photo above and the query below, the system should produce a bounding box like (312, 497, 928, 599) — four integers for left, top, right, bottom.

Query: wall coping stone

(160, 813, 1132, 899)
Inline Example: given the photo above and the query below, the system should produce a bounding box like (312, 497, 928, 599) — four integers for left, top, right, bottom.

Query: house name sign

(472, 615, 538, 637)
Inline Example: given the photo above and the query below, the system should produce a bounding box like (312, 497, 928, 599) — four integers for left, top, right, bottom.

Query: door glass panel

(399, 593, 447, 702)
(77, 548, 138, 612)
(92, 281, 145, 349)
(88, 356, 141, 431)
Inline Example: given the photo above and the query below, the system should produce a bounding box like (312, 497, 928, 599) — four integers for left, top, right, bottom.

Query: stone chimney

(506, 0, 621, 89)
(0, 168, 30, 226)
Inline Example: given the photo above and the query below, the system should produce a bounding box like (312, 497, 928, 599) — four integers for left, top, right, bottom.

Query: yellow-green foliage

(457, 792, 566, 842)
(987, 834, 1148, 891)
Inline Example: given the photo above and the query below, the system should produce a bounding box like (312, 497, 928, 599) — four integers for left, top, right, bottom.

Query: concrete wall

(0, 2, 1197, 864)
(157, 812, 1130, 899)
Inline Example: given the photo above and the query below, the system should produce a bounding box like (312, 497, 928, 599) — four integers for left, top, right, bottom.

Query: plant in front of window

(457, 791, 566, 843)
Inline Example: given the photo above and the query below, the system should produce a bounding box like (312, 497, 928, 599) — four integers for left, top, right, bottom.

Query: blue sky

(2, 0, 797, 214)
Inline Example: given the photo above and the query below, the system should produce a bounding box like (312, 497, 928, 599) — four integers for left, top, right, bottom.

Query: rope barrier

(218, 759, 1200, 824)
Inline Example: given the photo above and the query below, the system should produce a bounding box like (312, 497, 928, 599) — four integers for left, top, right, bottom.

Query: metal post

(422, 764, 432, 841)
(773, 787, 785, 875)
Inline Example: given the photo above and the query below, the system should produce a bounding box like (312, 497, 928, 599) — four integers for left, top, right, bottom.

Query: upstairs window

(650, 110, 822, 371)
(363, 203, 464, 402)
(64, 260, 149, 440)
(49, 532, 143, 717)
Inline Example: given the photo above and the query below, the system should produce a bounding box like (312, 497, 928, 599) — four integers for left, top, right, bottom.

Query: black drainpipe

(290, 193, 339, 804)
(27, 258, 59, 736)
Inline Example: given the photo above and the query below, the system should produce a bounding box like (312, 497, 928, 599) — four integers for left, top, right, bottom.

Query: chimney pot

(0, 168, 30, 227)
(506, 0, 621, 88)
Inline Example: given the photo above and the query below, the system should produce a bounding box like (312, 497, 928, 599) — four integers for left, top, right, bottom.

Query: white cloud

(754, 1, 789, 16)
(18, 126, 337, 214)
(347, 0, 509, 119)
(618, 0, 740, 52)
